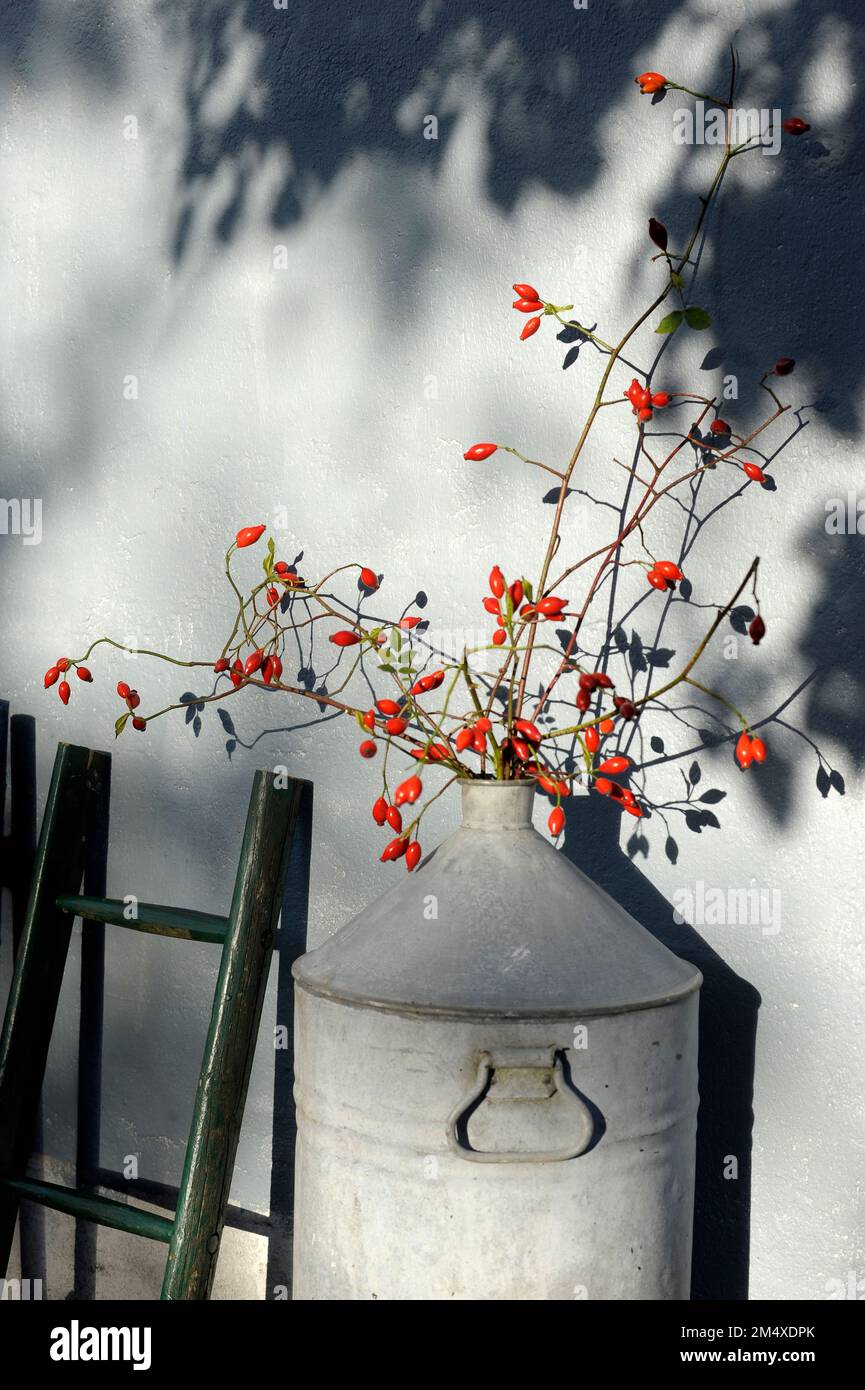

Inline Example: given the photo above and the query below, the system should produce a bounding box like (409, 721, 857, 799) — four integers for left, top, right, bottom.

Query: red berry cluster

(625, 377, 671, 423)
(454, 718, 491, 756)
(511, 282, 544, 342)
(373, 776, 423, 871)
(523, 594, 568, 621)
(593, 772, 642, 817)
(481, 565, 527, 646)
(43, 656, 91, 707)
(645, 559, 684, 592)
(116, 682, 146, 732)
(736, 732, 767, 769)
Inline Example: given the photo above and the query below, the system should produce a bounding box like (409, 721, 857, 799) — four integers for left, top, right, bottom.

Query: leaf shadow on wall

(156, 0, 865, 438)
(621, 5, 865, 440)
(159, 0, 634, 259)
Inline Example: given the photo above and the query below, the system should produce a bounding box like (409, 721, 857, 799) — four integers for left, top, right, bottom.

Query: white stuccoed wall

(1, 0, 863, 1300)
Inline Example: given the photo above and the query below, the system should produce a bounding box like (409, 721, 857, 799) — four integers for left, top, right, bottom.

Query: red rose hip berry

(636, 72, 666, 94)
(463, 443, 498, 462)
(235, 524, 266, 548)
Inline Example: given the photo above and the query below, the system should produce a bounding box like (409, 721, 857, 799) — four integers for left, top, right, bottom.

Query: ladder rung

(56, 895, 228, 944)
(0, 1177, 174, 1243)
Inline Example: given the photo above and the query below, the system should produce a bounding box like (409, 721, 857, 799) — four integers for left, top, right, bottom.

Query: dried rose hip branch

(49, 58, 809, 865)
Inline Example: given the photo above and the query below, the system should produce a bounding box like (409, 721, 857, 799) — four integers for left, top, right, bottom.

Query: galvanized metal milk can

(292, 780, 701, 1300)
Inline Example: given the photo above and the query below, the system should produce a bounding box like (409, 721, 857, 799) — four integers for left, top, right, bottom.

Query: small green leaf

(392, 628, 402, 652)
(354, 711, 368, 732)
(378, 663, 396, 675)
(262, 537, 275, 574)
(685, 306, 712, 330)
(523, 579, 534, 603)
(670, 272, 684, 290)
(114, 713, 129, 737)
(655, 310, 684, 335)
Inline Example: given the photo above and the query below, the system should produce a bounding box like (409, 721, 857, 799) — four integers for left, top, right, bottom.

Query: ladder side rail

(161, 772, 307, 1300)
(0, 743, 110, 1272)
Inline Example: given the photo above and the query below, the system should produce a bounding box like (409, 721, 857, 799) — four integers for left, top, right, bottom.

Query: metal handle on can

(446, 1048, 594, 1164)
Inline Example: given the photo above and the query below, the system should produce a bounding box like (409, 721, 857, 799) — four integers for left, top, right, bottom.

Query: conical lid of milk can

(294, 781, 702, 1018)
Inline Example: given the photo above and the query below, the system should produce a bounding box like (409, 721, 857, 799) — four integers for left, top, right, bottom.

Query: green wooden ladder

(0, 742, 307, 1300)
